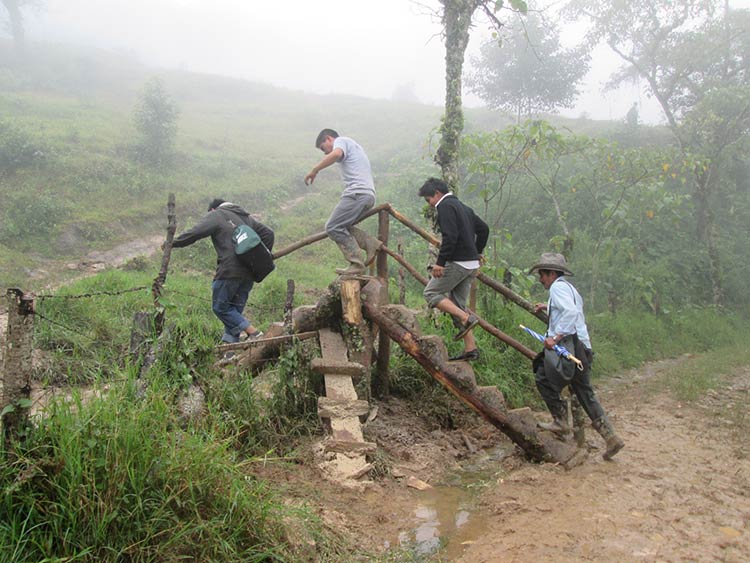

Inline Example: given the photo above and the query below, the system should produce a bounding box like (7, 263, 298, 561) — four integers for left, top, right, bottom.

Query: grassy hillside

(0, 40, 444, 286)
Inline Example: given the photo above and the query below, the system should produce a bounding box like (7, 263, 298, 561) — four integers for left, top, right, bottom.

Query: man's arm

(172, 213, 217, 248)
(473, 214, 489, 255)
(304, 148, 343, 185)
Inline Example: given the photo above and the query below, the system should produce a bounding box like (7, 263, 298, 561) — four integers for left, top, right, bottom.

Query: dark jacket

(435, 195, 489, 267)
(173, 202, 274, 280)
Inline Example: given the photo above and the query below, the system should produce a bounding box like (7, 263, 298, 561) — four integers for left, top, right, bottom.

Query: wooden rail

(271, 202, 544, 362)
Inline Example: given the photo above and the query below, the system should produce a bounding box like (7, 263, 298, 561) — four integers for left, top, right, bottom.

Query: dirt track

(455, 359, 750, 563)
(299, 357, 749, 562)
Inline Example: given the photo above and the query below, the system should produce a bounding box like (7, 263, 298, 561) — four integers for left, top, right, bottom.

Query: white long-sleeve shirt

(546, 277, 591, 349)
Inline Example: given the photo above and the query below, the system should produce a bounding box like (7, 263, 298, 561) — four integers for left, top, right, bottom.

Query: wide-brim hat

(528, 252, 574, 276)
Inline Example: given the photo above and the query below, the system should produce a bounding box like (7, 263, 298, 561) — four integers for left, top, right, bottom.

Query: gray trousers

(423, 262, 477, 328)
(325, 193, 375, 244)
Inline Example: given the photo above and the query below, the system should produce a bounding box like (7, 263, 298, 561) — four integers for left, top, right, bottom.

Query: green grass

(655, 343, 750, 403)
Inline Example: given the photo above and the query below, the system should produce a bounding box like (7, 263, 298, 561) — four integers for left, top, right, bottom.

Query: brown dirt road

(453, 359, 750, 563)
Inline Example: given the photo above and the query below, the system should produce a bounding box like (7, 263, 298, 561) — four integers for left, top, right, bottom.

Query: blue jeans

(211, 278, 254, 343)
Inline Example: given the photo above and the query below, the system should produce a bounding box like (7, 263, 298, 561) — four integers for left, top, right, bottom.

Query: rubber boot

(350, 226, 383, 267)
(335, 238, 366, 275)
(592, 415, 625, 460)
(538, 403, 571, 440)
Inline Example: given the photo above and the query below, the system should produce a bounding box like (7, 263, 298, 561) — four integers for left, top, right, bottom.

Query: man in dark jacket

(172, 198, 274, 343)
(418, 178, 489, 361)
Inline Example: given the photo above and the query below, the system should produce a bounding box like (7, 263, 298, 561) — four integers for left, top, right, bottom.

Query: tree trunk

(436, 0, 479, 191)
(2, 0, 25, 58)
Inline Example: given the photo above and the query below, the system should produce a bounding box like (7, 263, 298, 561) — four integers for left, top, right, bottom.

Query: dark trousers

(534, 336, 605, 422)
(211, 278, 254, 343)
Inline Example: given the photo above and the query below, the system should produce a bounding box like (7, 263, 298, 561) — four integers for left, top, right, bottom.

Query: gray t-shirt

(333, 136, 375, 196)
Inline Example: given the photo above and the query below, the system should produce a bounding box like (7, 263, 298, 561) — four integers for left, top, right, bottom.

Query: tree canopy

(467, 13, 588, 121)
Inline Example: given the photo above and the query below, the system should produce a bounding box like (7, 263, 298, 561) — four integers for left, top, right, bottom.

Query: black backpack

(220, 210, 275, 283)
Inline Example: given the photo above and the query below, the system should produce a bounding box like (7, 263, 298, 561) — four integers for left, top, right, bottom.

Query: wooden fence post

(1, 288, 34, 443)
(374, 209, 390, 398)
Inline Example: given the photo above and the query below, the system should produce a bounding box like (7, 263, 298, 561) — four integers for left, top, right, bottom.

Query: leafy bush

(133, 77, 179, 167)
(0, 187, 70, 246)
(0, 119, 47, 174)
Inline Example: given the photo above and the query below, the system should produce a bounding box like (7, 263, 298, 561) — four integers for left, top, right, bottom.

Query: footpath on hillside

(452, 357, 750, 562)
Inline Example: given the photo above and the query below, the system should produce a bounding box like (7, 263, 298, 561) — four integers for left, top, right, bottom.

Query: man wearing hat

(529, 252, 624, 460)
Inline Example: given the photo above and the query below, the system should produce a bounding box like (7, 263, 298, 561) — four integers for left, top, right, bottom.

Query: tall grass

(0, 375, 296, 562)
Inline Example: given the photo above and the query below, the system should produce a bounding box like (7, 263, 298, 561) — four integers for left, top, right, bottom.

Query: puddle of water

(394, 446, 510, 559)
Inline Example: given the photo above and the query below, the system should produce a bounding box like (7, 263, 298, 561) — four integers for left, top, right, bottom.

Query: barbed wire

(36, 286, 150, 301)
(31, 310, 100, 343)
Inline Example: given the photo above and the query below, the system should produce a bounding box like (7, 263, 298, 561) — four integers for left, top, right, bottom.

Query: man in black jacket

(418, 178, 489, 361)
(172, 198, 274, 343)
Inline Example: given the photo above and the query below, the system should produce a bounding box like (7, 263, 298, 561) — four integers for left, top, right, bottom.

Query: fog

(18, 0, 750, 124)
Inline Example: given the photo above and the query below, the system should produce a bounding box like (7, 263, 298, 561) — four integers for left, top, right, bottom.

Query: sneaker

(449, 349, 480, 362)
(239, 330, 264, 342)
(454, 314, 480, 341)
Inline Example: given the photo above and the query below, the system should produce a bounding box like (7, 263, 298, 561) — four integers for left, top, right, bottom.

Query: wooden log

(272, 203, 390, 260)
(283, 279, 295, 334)
(374, 212, 391, 397)
(2, 288, 34, 443)
(216, 331, 318, 353)
(291, 282, 343, 333)
(340, 279, 362, 325)
(360, 279, 583, 467)
(152, 193, 176, 309)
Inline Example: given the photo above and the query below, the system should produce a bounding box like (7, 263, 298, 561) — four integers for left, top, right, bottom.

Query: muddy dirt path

(453, 359, 750, 563)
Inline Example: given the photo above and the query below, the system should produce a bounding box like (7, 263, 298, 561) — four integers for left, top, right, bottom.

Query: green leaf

(17, 398, 32, 409)
(509, 0, 528, 14)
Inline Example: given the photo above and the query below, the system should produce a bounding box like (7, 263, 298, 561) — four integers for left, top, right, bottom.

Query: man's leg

(535, 362, 571, 437)
(325, 194, 375, 274)
(423, 263, 479, 353)
(571, 350, 624, 459)
(212, 279, 251, 343)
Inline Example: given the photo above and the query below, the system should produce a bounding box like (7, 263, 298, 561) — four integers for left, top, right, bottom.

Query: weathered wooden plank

(318, 328, 349, 358)
(317, 397, 370, 418)
(323, 440, 378, 454)
(323, 374, 357, 401)
(310, 358, 366, 377)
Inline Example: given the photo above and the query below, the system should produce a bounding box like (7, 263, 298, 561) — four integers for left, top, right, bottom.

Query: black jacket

(173, 202, 274, 280)
(435, 195, 489, 267)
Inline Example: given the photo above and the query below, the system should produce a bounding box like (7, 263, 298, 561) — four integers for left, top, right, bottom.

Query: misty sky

(19, 0, 750, 124)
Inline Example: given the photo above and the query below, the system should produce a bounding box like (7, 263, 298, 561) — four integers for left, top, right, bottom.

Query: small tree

(133, 77, 179, 167)
(467, 13, 588, 122)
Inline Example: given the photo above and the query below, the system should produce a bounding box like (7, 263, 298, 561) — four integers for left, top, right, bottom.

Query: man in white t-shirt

(304, 128, 381, 275)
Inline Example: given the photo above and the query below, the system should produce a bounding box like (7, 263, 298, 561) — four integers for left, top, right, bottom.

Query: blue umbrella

(519, 324, 583, 371)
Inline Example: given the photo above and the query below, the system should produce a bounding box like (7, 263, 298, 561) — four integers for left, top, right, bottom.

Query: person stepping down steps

(417, 177, 489, 364)
(303, 129, 377, 277)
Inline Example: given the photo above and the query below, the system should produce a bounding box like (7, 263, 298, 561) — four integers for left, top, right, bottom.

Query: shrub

(0, 119, 47, 174)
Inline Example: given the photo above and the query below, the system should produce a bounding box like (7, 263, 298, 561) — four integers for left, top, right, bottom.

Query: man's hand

(544, 336, 556, 350)
(533, 302, 548, 314)
(304, 170, 317, 185)
(430, 264, 445, 278)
